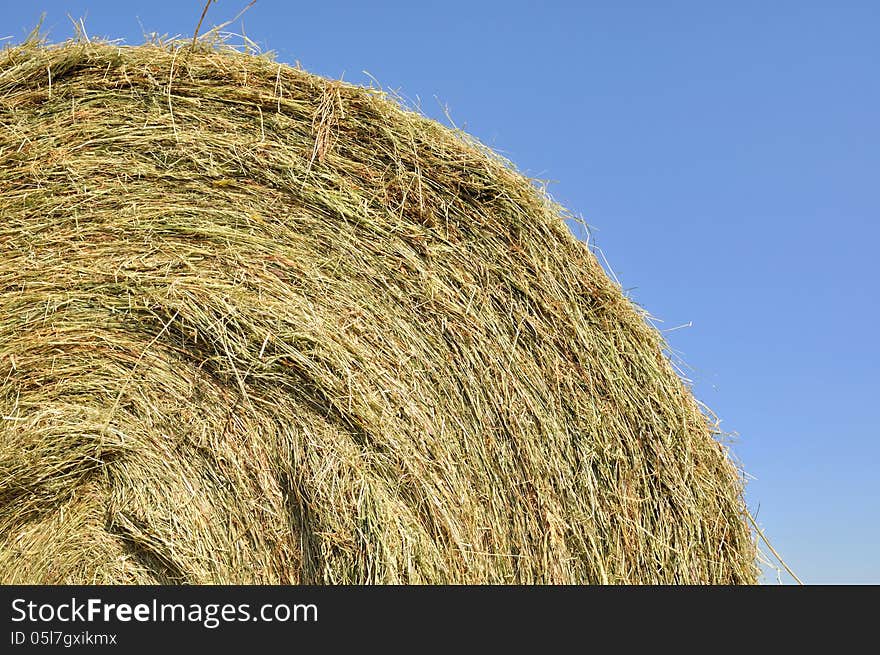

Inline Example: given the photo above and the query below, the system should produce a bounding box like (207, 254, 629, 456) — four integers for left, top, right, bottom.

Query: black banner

(0, 585, 872, 649)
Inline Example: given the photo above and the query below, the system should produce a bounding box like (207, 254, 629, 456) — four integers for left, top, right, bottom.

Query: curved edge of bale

(0, 39, 759, 584)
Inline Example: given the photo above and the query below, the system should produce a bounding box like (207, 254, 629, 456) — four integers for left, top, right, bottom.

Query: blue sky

(4, 1, 877, 584)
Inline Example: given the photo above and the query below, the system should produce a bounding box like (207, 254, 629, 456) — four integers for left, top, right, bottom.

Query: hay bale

(0, 40, 758, 584)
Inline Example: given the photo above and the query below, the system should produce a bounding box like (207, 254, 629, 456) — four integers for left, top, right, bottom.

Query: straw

(0, 39, 758, 583)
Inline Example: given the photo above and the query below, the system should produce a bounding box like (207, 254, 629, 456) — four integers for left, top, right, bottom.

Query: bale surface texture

(0, 42, 758, 583)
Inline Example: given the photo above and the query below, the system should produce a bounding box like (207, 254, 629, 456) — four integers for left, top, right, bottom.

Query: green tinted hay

(0, 40, 758, 583)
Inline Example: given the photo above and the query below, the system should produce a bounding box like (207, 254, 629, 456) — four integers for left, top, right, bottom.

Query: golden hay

(0, 40, 758, 583)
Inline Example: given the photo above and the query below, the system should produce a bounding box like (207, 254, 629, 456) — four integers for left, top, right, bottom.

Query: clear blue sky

(4, 1, 877, 584)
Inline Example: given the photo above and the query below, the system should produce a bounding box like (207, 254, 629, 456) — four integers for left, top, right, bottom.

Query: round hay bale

(0, 41, 758, 584)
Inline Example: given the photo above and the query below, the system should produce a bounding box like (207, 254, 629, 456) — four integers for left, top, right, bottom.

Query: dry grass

(0, 38, 758, 583)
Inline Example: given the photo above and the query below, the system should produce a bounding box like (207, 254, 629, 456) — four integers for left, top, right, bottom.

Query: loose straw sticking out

(192, 0, 259, 49)
(0, 40, 761, 584)
(192, 0, 216, 49)
(748, 513, 804, 585)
